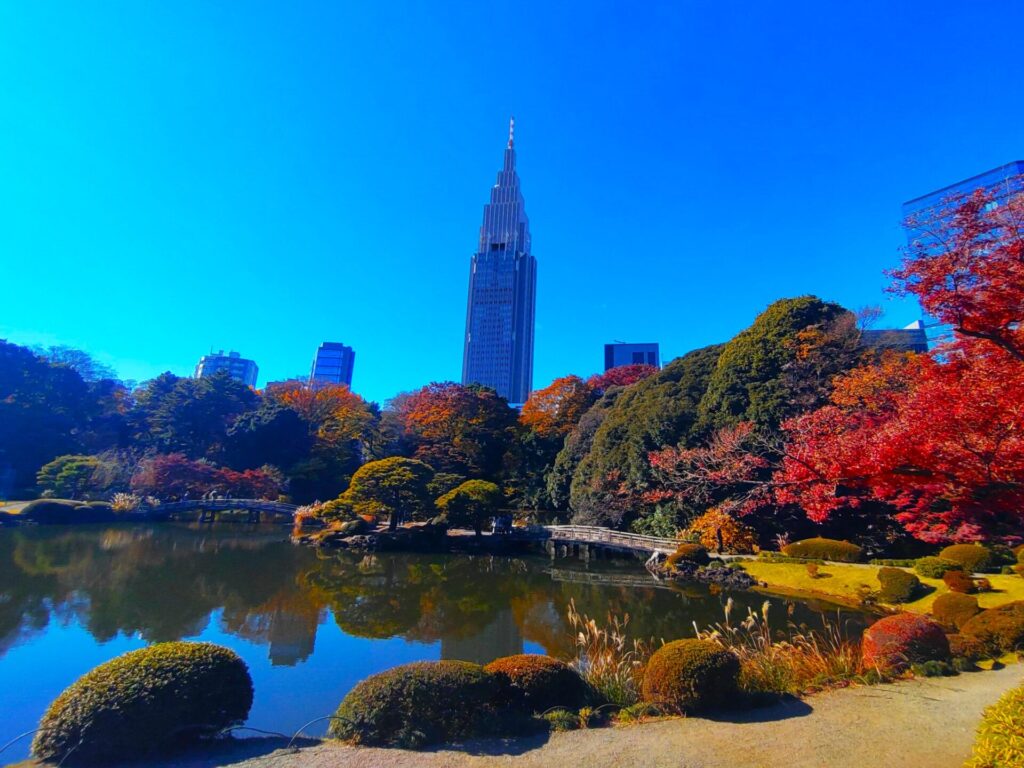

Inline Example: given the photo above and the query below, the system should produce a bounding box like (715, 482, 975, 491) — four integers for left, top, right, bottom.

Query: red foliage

(130, 453, 282, 501)
(587, 364, 657, 393)
(861, 613, 950, 672)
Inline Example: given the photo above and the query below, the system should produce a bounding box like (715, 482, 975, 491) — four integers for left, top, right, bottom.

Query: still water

(0, 524, 869, 761)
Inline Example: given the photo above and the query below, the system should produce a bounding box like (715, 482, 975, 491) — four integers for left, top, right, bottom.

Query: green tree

(345, 457, 434, 532)
(435, 479, 503, 536)
(36, 455, 102, 499)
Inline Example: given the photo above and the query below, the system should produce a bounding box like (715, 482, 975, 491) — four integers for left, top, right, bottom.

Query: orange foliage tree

(519, 375, 595, 439)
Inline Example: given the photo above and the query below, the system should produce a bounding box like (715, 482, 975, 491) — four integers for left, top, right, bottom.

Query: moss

(966, 681, 1024, 767)
(960, 602, 1024, 656)
(781, 537, 862, 563)
(483, 654, 591, 713)
(641, 639, 740, 714)
(328, 661, 503, 748)
(31, 642, 252, 765)
(914, 556, 963, 579)
(932, 592, 981, 630)
(939, 544, 993, 574)
(861, 614, 949, 672)
(877, 567, 921, 603)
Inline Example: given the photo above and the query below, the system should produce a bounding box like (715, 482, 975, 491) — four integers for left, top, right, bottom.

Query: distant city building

(462, 118, 537, 405)
(309, 342, 355, 389)
(902, 161, 1024, 345)
(860, 321, 929, 354)
(604, 342, 660, 371)
(194, 350, 258, 387)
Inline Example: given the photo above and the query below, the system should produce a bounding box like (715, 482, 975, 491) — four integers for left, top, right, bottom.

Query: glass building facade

(461, 118, 537, 405)
(194, 350, 258, 387)
(308, 342, 355, 389)
(604, 342, 660, 371)
(901, 160, 1024, 346)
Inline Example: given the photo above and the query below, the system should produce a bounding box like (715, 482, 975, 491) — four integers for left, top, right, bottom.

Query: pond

(0, 524, 870, 761)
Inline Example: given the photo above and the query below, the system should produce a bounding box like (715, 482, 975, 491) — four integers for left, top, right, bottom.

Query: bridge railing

(532, 524, 679, 553)
(155, 499, 299, 515)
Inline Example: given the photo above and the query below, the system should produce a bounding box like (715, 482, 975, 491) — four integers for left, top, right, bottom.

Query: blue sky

(2, 2, 1021, 403)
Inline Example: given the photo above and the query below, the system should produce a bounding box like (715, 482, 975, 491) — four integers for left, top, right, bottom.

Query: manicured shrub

(328, 661, 503, 748)
(939, 544, 993, 574)
(32, 642, 253, 765)
(21, 499, 86, 524)
(861, 614, 950, 672)
(877, 567, 921, 603)
(965, 681, 1024, 768)
(960, 602, 1024, 656)
(932, 592, 981, 630)
(641, 639, 740, 714)
(1014, 564, 1024, 577)
(944, 569, 978, 594)
(665, 543, 710, 569)
(914, 556, 963, 579)
(483, 654, 591, 713)
(1015, 544, 1024, 563)
(781, 537, 862, 563)
(948, 634, 987, 662)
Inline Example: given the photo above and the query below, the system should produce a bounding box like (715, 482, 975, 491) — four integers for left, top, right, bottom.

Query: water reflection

(0, 524, 870, 666)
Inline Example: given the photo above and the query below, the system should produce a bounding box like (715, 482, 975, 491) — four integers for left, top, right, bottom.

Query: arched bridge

(156, 499, 299, 523)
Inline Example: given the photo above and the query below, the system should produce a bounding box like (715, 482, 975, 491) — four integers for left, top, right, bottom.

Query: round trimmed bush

(960, 602, 1024, 656)
(877, 567, 921, 603)
(943, 569, 978, 594)
(861, 614, 950, 672)
(31, 642, 253, 765)
(939, 544, 992, 574)
(781, 537, 862, 562)
(329, 661, 503, 748)
(966, 681, 1024, 768)
(932, 592, 981, 630)
(21, 499, 87, 524)
(641, 639, 740, 714)
(948, 634, 987, 662)
(483, 654, 590, 712)
(914, 556, 963, 579)
(665, 543, 710, 569)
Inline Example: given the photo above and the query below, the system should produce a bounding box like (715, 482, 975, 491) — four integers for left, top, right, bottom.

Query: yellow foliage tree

(684, 507, 759, 554)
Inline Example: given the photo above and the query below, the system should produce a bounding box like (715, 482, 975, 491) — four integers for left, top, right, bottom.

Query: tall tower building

(461, 118, 537, 405)
(308, 342, 355, 389)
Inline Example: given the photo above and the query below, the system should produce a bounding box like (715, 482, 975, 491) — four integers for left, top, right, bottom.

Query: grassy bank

(740, 561, 1024, 613)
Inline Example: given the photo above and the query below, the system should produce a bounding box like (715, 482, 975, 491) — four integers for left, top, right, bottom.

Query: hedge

(966, 681, 1024, 767)
(31, 642, 253, 765)
(914, 556, 963, 579)
(944, 569, 978, 594)
(932, 592, 981, 630)
(328, 661, 504, 748)
(960, 602, 1024, 656)
(781, 538, 862, 563)
(641, 639, 739, 714)
(877, 567, 920, 603)
(483, 654, 591, 713)
(939, 544, 993, 574)
(861, 614, 949, 672)
(21, 499, 117, 525)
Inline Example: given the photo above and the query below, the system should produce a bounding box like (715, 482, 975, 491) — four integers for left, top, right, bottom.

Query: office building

(860, 321, 929, 354)
(902, 161, 1024, 346)
(461, 118, 537, 405)
(194, 350, 258, 387)
(604, 342, 660, 371)
(309, 342, 355, 389)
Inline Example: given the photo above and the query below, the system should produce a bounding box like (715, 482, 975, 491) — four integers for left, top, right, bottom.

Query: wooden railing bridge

(156, 499, 299, 523)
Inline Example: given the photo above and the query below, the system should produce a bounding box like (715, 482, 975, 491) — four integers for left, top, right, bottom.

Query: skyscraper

(194, 350, 258, 387)
(604, 342, 660, 371)
(461, 118, 537, 405)
(308, 342, 355, 389)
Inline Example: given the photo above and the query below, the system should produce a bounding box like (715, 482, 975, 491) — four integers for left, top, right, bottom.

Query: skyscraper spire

(508, 116, 515, 148)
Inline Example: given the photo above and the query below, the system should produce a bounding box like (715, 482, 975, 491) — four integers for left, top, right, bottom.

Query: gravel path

(35, 662, 1018, 768)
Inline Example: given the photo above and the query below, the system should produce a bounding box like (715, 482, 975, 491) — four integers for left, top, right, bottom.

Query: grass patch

(741, 562, 1024, 614)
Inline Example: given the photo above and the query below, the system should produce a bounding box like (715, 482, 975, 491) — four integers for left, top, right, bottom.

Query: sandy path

(11, 664, 1023, 768)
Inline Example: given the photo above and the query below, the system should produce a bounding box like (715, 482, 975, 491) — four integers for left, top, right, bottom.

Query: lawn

(740, 560, 1024, 614)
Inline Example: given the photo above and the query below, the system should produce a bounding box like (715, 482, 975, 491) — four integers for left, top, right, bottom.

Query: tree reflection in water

(0, 525, 871, 668)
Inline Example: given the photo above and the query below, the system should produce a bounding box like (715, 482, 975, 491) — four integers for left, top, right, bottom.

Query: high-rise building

(461, 118, 537, 405)
(860, 321, 929, 354)
(902, 161, 1024, 346)
(308, 342, 355, 389)
(604, 342, 660, 371)
(194, 350, 258, 387)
